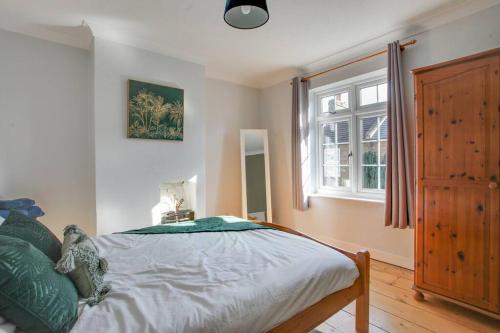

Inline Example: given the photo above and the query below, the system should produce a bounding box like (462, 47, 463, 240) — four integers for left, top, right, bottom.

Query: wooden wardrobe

(412, 48, 499, 319)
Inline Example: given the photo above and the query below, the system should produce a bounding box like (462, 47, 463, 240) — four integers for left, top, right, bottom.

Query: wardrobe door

(414, 53, 499, 313)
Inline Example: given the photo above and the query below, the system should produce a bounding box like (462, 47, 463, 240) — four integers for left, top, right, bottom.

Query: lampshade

(224, 0, 269, 29)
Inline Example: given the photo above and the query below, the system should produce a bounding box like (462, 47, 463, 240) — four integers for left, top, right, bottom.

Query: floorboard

(314, 260, 500, 333)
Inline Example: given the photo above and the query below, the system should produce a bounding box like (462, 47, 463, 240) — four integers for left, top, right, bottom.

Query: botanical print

(127, 79, 184, 141)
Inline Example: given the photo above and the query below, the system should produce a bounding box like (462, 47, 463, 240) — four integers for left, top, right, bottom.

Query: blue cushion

(0, 198, 35, 210)
(0, 206, 45, 219)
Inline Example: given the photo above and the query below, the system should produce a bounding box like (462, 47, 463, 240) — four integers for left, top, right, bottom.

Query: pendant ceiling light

(224, 0, 269, 29)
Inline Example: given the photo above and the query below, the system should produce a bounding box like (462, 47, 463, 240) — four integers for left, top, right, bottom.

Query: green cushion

(0, 210, 61, 262)
(0, 235, 78, 333)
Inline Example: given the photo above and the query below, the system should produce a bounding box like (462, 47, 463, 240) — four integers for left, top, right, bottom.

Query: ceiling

(0, 0, 497, 88)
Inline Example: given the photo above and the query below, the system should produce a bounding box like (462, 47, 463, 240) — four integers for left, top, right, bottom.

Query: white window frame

(310, 69, 387, 202)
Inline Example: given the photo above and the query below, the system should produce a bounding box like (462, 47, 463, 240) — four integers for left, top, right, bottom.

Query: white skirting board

(312, 234, 414, 270)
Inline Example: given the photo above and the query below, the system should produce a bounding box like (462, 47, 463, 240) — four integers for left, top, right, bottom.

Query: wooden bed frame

(256, 223, 370, 333)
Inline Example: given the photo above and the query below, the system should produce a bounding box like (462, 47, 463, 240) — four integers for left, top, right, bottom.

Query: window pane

(322, 123, 335, 144)
(380, 141, 387, 164)
(321, 120, 350, 189)
(361, 116, 378, 141)
(362, 142, 377, 164)
(321, 96, 333, 113)
(324, 165, 338, 178)
(323, 176, 335, 187)
(360, 83, 387, 106)
(360, 86, 377, 106)
(379, 116, 388, 140)
(339, 144, 350, 164)
(324, 147, 339, 164)
(362, 166, 378, 189)
(337, 121, 349, 143)
(380, 166, 386, 190)
(360, 115, 387, 191)
(378, 83, 387, 102)
(321, 91, 349, 113)
(323, 165, 339, 187)
(323, 166, 350, 188)
(336, 92, 349, 110)
(339, 166, 350, 187)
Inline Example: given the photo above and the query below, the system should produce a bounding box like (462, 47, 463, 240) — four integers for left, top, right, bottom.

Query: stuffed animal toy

(55, 225, 111, 305)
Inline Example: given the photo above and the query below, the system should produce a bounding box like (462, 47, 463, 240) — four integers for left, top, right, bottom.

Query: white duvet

(69, 227, 359, 333)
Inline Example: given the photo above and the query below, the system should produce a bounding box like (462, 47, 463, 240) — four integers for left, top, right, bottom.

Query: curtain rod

(294, 39, 417, 84)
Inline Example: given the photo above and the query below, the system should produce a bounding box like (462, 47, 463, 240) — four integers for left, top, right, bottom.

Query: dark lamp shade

(224, 0, 269, 29)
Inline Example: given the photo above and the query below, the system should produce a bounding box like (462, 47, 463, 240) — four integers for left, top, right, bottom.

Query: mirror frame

(240, 129, 272, 222)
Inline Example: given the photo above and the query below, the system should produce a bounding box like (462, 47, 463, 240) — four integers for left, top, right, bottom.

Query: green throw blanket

(120, 216, 272, 235)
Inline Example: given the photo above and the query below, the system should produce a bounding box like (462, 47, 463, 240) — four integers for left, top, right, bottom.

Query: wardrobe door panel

(421, 65, 488, 181)
(422, 186, 490, 309)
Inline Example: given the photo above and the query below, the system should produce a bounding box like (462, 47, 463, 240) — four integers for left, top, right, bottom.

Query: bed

(66, 219, 370, 333)
(0, 218, 369, 333)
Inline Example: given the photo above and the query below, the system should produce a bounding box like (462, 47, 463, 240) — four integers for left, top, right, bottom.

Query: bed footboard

(355, 250, 370, 333)
(257, 223, 370, 333)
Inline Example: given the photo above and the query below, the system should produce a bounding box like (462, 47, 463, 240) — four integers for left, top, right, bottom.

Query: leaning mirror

(240, 129, 272, 222)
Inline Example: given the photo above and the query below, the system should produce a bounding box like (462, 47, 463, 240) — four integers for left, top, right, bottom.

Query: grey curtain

(292, 77, 310, 210)
(385, 41, 414, 228)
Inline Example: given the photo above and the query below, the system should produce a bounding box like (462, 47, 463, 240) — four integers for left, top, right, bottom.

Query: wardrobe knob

(489, 182, 498, 190)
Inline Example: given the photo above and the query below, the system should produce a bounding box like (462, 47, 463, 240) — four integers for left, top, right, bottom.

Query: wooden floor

(314, 260, 500, 333)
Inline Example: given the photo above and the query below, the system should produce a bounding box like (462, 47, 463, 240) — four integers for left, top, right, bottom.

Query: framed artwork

(127, 79, 184, 141)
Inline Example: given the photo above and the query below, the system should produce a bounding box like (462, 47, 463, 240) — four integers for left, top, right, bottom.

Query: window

(359, 82, 387, 106)
(360, 115, 387, 191)
(320, 91, 349, 113)
(321, 120, 350, 188)
(312, 70, 387, 201)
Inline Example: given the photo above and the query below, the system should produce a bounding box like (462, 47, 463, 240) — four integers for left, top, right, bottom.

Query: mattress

(68, 227, 359, 333)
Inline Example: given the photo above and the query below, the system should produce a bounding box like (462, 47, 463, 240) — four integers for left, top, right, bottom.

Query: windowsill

(309, 192, 385, 204)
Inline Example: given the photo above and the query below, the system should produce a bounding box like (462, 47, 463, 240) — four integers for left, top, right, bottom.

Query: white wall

(205, 79, 260, 217)
(0, 30, 258, 237)
(92, 38, 206, 235)
(259, 6, 500, 269)
(0, 29, 93, 238)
